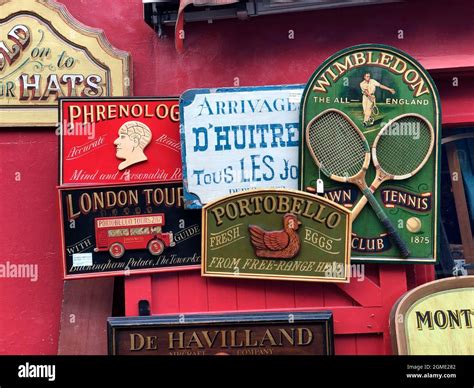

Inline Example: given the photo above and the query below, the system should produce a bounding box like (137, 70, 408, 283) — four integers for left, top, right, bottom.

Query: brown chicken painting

(248, 213, 302, 259)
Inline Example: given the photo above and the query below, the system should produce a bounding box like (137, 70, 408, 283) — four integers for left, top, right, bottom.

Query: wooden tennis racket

(351, 113, 435, 220)
(371, 99, 379, 117)
(305, 108, 410, 258)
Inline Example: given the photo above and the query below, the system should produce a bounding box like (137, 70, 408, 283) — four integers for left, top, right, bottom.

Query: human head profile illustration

(113, 121, 152, 170)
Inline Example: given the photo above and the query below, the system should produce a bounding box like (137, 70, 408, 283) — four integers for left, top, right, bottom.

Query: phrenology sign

(180, 85, 304, 209)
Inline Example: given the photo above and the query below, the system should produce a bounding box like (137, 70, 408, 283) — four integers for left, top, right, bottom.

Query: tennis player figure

(360, 72, 396, 127)
(113, 121, 152, 170)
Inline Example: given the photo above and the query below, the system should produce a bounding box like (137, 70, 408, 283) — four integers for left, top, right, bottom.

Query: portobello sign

(0, 0, 130, 127)
(202, 189, 351, 283)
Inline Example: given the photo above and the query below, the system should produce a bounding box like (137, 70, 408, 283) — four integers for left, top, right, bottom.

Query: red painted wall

(0, 131, 62, 354)
(0, 0, 472, 355)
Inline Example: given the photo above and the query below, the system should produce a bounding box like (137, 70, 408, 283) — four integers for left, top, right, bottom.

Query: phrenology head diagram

(113, 121, 152, 171)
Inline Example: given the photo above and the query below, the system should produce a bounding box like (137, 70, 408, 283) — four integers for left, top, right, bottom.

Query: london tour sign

(58, 182, 201, 279)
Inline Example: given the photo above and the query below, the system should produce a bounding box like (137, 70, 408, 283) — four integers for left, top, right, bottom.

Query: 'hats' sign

(0, 0, 130, 127)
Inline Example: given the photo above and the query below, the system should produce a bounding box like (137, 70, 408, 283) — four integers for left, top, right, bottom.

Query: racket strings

(310, 118, 366, 177)
(376, 117, 432, 176)
(308, 111, 366, 178)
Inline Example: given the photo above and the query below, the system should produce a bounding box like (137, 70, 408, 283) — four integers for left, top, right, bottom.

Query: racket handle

(352, 178, 383, 220)
(352, 195, 368, 220)
(362, 187, 410, 258)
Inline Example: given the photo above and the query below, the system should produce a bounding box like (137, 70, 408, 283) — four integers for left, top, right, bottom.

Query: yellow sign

(0, 0, 131, 126)
(391, 276, 474, 355)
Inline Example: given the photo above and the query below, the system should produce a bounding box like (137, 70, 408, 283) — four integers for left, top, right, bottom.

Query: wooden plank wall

(124, 264, 411, 355)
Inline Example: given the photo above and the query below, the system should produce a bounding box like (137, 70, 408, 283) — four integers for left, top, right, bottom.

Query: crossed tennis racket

(305, 109, 435, 258)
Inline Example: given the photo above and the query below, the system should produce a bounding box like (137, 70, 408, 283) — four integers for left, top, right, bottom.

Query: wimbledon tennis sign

(180, 85, 304, 209)
(299, 44, 440, 264)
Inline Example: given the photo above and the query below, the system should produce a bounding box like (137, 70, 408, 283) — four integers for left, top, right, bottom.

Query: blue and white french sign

(180, 84, 304, 208)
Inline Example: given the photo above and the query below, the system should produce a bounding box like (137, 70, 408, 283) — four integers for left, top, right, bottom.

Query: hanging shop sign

(202, 189, 351, 283)
(59, 98, 182, 185)
(299, 44, 440, 264)
(0, 0, 131, 127)
(108, 311, 334, 355)
(390, 276, 474, 355)
(58, 182, 201, 279)
(180, 84, 304, 209)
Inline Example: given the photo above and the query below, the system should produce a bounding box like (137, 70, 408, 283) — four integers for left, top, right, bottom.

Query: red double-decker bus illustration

(93, 214, 175, 259)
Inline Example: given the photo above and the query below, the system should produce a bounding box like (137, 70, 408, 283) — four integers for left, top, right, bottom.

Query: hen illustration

(248, 213, 302, 259)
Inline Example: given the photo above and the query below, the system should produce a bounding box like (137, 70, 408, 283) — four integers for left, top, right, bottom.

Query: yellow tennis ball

(406, 217, 422, 233)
